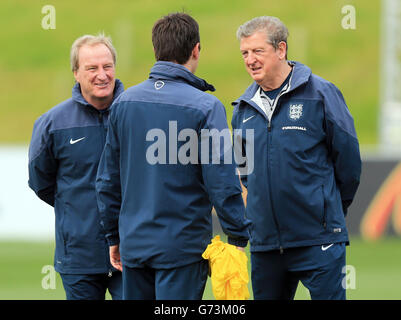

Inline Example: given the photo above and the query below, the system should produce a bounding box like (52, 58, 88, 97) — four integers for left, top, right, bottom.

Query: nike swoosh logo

(321, 244, 334, 251)
(243, 115, 255, 123)
(69, 137, 86, 145)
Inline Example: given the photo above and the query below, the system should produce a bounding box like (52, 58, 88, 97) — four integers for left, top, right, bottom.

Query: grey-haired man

(232, 16, 361, 300)
(28, 34, 124, 300)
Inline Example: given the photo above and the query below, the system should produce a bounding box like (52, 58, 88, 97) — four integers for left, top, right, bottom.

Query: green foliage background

(0, 0, 380, 144)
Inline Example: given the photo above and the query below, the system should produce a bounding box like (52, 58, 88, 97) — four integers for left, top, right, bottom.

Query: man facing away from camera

(95, 12, 250, 300)
(28, 34, 124, 300)
(232, 16, 361, 300)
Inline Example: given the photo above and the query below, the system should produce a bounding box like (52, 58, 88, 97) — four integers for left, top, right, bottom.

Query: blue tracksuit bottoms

(122, 260, 209, 300)
(60, 271, 122, 300)
(251, 243, 346, 300)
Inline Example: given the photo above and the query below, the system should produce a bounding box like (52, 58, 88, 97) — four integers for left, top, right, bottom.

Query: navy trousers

(60, 271, 122, 300)
(122, 260, 209, 300)
(251, 243, 346, 300)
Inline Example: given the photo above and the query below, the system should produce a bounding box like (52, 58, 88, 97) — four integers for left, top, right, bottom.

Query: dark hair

(152, 12, 200, 64)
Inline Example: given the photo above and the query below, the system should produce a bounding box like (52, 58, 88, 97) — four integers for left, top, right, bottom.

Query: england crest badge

(288, 104, 303, 121)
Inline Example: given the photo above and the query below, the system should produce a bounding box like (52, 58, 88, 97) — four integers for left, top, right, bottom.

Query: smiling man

(28, 34, 124, 300)
(232, 16, 362, 300)
(72, 43, 116, 109)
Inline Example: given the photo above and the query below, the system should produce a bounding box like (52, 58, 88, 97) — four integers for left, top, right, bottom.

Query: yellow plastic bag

(202, 235, 250, 300)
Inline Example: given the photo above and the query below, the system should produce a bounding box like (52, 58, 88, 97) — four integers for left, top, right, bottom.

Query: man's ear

(277, 41, 287, 60)
(192, 42, 201, 60)
(73, 70, 79, 83)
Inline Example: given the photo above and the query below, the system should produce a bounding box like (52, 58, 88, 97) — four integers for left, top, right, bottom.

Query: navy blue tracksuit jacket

(232, 61, 361, 252)
(28, 80, 124, 274)
(96, 61, 250, 269)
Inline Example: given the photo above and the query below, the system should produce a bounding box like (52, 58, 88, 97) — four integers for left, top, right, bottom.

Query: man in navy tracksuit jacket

(232, 16, 361, 299)
(28, 34, 124, 300)
(95, 13, 250, 300)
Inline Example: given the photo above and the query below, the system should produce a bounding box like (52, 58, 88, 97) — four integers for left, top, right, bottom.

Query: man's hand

(236, 246, 245, 252)
(110, 245, 122, 272)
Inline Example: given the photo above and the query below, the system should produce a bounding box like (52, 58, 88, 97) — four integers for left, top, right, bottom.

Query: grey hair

(70, 33, 117, 72)
(236, 16, 289, 51)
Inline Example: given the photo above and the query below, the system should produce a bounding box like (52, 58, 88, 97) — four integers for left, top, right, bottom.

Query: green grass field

(0, 0, 396, 302)
(1, 237, 400, 300)
(0, 0, 380, 145)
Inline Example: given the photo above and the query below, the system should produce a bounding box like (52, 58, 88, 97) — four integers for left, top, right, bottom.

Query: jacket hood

(72, 78, 125, 108)
(233, 61, 311, 105)
(149, 61, 215, 92)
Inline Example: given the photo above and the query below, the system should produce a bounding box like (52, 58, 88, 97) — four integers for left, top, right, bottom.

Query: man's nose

(96, 69, 108, 80)
(246, 52, 257, 65)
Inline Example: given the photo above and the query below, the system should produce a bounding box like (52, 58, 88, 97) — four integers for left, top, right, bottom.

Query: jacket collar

(233, 61, 311, 106)
(72, 78, 124, 109)
(149, 61, 215, 92)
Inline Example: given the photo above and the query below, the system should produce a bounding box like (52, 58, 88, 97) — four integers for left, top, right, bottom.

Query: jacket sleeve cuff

(342, 199, 352, 217)
(106, 234, 120, 247)
(228, 237, 248, 248)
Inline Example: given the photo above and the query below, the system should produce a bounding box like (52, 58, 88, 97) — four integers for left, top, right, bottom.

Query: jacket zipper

(266, 118, 283, 254)
(242, 70, 295, 254)
(98, 110, 109, 153)
(98, 110, 113, 274)
(265, 82, 293, 254)
(98, 112, 105, 142)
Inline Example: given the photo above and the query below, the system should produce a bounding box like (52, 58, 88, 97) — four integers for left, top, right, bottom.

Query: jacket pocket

(54, 204, 69, 266)
(321, 185, 327, 229)
(60, 207, 69, 255)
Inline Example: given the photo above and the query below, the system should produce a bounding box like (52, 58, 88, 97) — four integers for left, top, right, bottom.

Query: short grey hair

(70, 33, 117, 72)
(236, 16, 289, 51)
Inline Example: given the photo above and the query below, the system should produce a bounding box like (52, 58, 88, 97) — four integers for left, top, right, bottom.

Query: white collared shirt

(250, 78, 292, 122)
